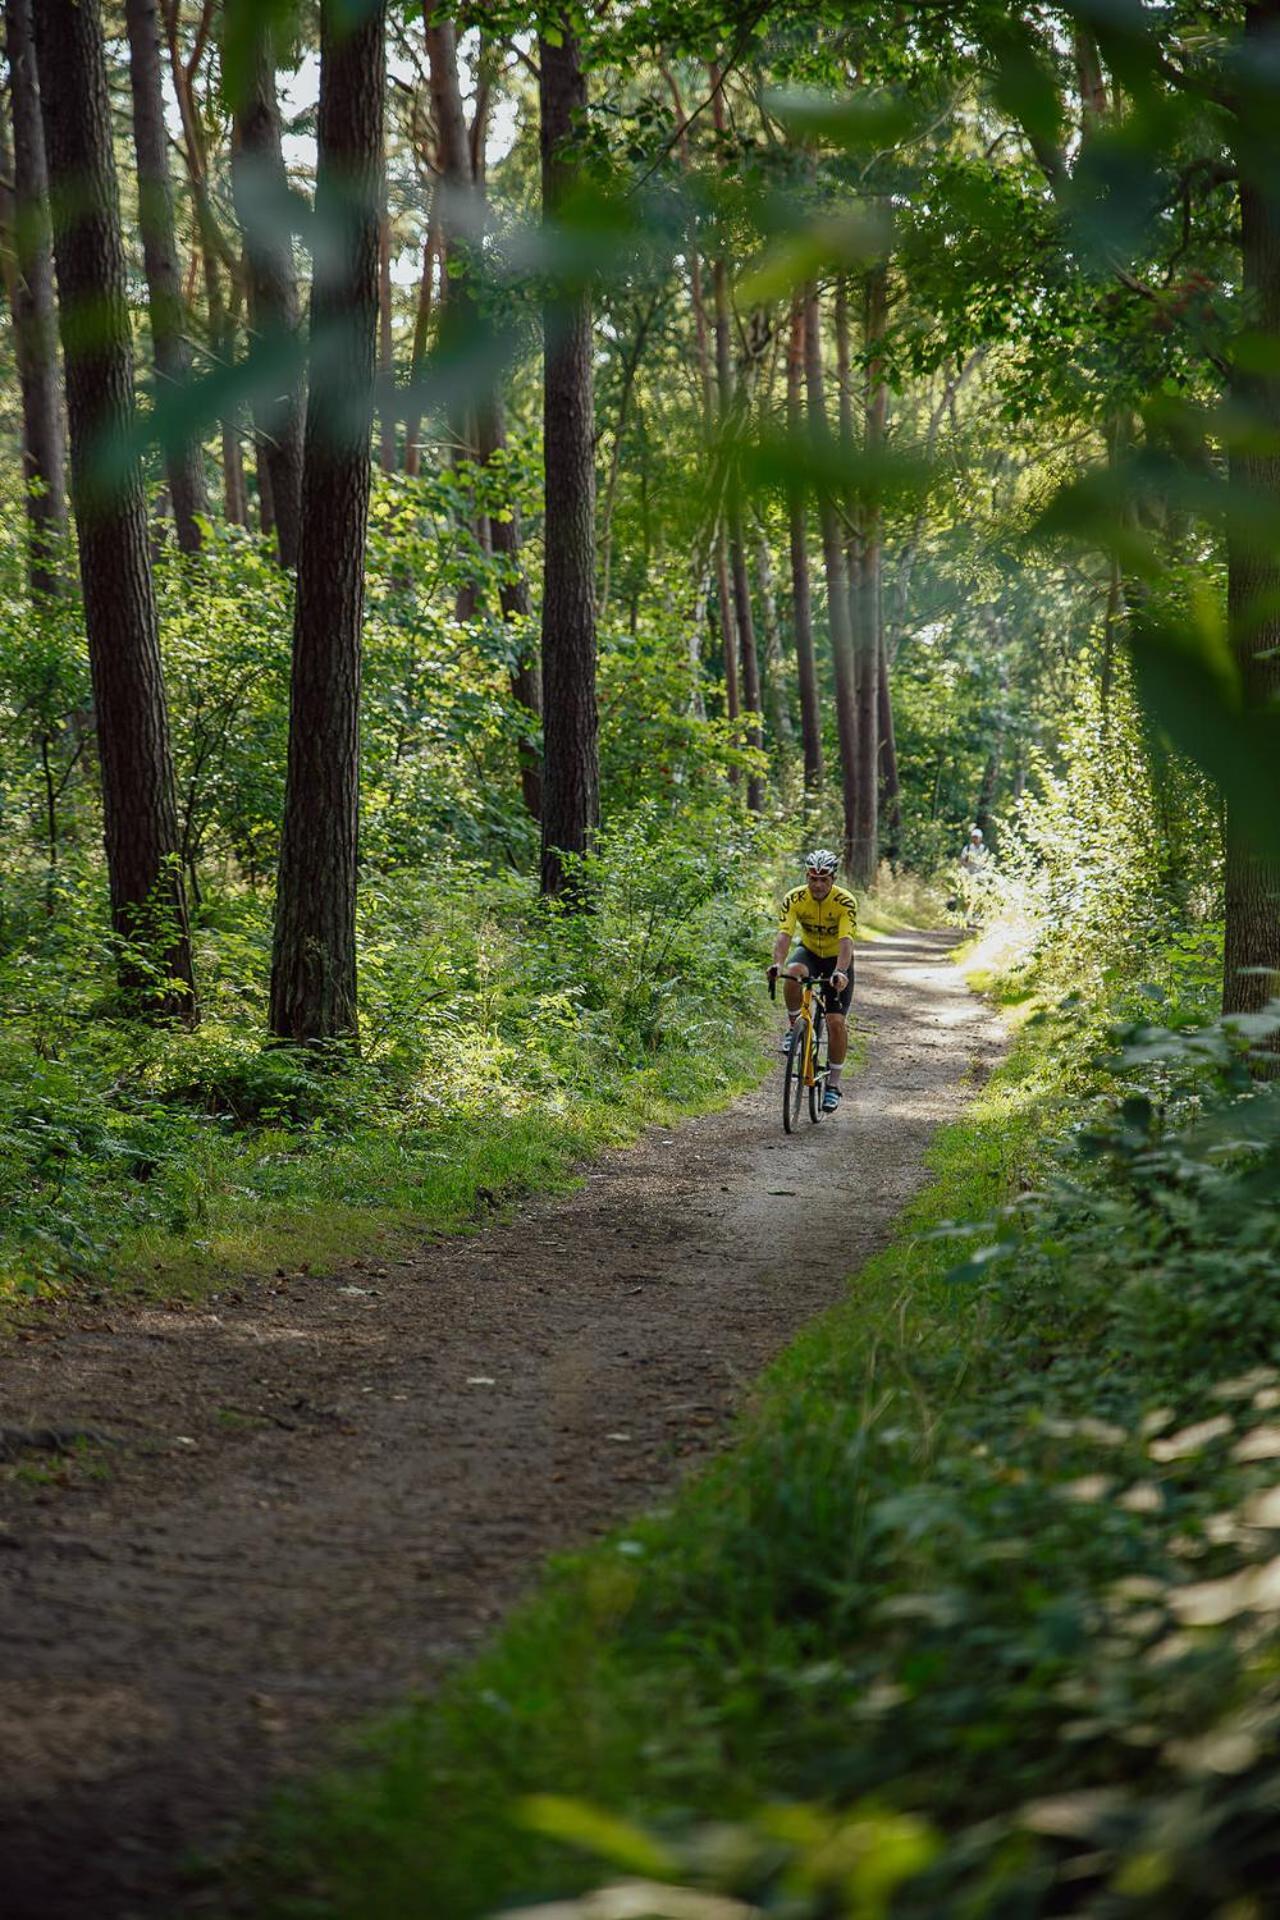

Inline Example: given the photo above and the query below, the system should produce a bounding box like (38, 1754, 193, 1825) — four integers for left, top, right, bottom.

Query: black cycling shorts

(786, 945, 853, 1015)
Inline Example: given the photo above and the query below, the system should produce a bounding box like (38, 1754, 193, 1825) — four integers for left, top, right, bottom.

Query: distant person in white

(959, 825, 986, 872)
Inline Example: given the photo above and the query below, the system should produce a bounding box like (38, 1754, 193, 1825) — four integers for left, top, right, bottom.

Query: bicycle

(769, 966, 833, 1133)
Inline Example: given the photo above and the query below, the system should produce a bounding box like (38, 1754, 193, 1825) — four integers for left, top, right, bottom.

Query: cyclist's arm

(832, 936, 854, 984)
(772, 895, 800, 970)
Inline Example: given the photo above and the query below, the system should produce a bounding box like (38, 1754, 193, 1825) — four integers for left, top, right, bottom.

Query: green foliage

(228, 942, 1280, 1920)
(0, 799, 771, 1305)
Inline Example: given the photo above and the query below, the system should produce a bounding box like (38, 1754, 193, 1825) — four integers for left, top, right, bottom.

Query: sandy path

(0, 929, 1002, 1918)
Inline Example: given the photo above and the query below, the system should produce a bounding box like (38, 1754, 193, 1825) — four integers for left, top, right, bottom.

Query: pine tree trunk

(1224, 3, 1280, 1024)
(877, 631, 901, 861)
(851, 263, 887, 887)
(478, 394, 542, 822)
(715, 525, 740, 726)
(269, 0, 385, 1043)
(5, 0, 67, 597)
(539, 22, 598, 899)
(787, 294, 823, 798)
(124, 0, 207, 554)
(36, 0, 196, 1017)
(803, 281, 858, 878)
(230, 14, 304, 568)
(163, 7, 244, 529)
(729, 511, 764, 809)
(754, 510, 793, 751)
(403, 195, 437, 477)
(378, 205, 396, 472)
(425, 5, 477, 458)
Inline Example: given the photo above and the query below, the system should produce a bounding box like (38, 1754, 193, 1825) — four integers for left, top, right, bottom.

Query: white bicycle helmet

(804, 848, 840, 874)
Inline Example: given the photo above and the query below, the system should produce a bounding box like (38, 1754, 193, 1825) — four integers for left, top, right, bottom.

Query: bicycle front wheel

(783, 1016, 808, 1134)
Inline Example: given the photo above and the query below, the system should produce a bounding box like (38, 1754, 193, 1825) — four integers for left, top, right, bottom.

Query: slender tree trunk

(163, 3, 244, 528)
(403, 192, 438, 476)
(729, 515, 764, 808)
(478, 395, 542, 822)
(803, 281, 858, 877)
(787, 295, 822, 797)
(1224, 3, 1280, 1022)
(877, 631, 901, 861)
(6, 0, 67, 596)
(378, 204, 396, 472)
(539, 22, 598, 898)
(425, 4, 476, 457)
(754, 511, 792, 750)
(124, 0, 207, 553)
(714, 526, 740, 725)
(36, 0, 196, 1016)
(851, 262, 887, 886)
(269, 0, 385, 1042)
(230, 12, 305, 567)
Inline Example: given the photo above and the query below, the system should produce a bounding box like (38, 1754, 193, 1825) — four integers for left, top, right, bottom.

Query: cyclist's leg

(782, 947, 814, 1014)
(819, 961, 852, 1109)
(780, 948, 815, 1052)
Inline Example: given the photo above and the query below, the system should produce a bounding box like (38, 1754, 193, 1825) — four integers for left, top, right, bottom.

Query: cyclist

(768, 849, 856, 1114)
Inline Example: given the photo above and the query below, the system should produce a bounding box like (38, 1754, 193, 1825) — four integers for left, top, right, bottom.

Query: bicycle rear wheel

(783, 1015, 808, 1133)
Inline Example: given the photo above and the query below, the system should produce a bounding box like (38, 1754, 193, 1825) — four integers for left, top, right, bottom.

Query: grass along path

(0, 929, 1001, 1919)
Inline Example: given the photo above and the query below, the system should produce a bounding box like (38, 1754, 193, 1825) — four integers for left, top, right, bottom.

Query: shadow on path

(0, 927, 1003, 1919)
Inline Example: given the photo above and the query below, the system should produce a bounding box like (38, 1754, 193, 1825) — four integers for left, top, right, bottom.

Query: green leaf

(517, 1796, 678, 1878)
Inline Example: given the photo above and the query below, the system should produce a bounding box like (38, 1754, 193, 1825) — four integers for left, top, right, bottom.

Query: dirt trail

(0, 929, 1003, 1918)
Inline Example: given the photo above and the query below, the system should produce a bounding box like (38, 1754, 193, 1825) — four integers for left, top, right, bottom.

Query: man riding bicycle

(768, 849, 855, 1114)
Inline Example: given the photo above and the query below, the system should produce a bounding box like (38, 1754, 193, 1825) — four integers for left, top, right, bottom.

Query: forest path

(0, 929, 1003, 1920)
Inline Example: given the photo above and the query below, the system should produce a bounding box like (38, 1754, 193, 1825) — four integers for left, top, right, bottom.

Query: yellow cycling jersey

(778, 884, 857, 959)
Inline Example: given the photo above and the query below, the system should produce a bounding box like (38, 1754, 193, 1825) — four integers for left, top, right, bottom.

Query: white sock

(827, 1063, 843, 1086)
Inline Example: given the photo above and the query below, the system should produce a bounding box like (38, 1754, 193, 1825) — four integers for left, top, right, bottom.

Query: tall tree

(230, 6, 305, 569)
(538, 19, 598, 898)
(162, 0, 247, 527)
(424, 13, 540, 816)
(711, 70, 763, 811)
(35, 0, 195, 1015)
(787, 293, 823, 797)
(269, 0, 386, 1042)
(850, 263, 887, 886)
(1223, 0, 1280, 1018)
(659, 57, 739, 743)
(124, 0, 209, 554)
(5, 0, 67, 598)
(804, 280, 859, 876)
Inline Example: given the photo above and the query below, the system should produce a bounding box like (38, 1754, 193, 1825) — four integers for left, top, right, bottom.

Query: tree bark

(124, 0, 208, 554)
(378, 204, 396, 472)
(539, 22, 598, 899)
(269, 0, 385, 1043)
(162, 1, 245, 527)
(478, 395, 542, 822)
(754, 509, 792, 752)
(877, 631, 901, 861)
(787, 294, 823, 796)
(36, 0, 196, 1016)
(729, 509, 764, 808)
(403, 189, 438, 477)
(850, 262, 887, 887)
(5, 0, 68, 597)
(425, 3, 477, 458)
(803, 281, 859, 878)
(1224, 0, 1280, 1021)
(230, 11, 304, 567)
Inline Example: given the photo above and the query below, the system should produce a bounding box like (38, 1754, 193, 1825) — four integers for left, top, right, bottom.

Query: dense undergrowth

(223, 909, 1280, 1919)
(0, 802, 778, 1309)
